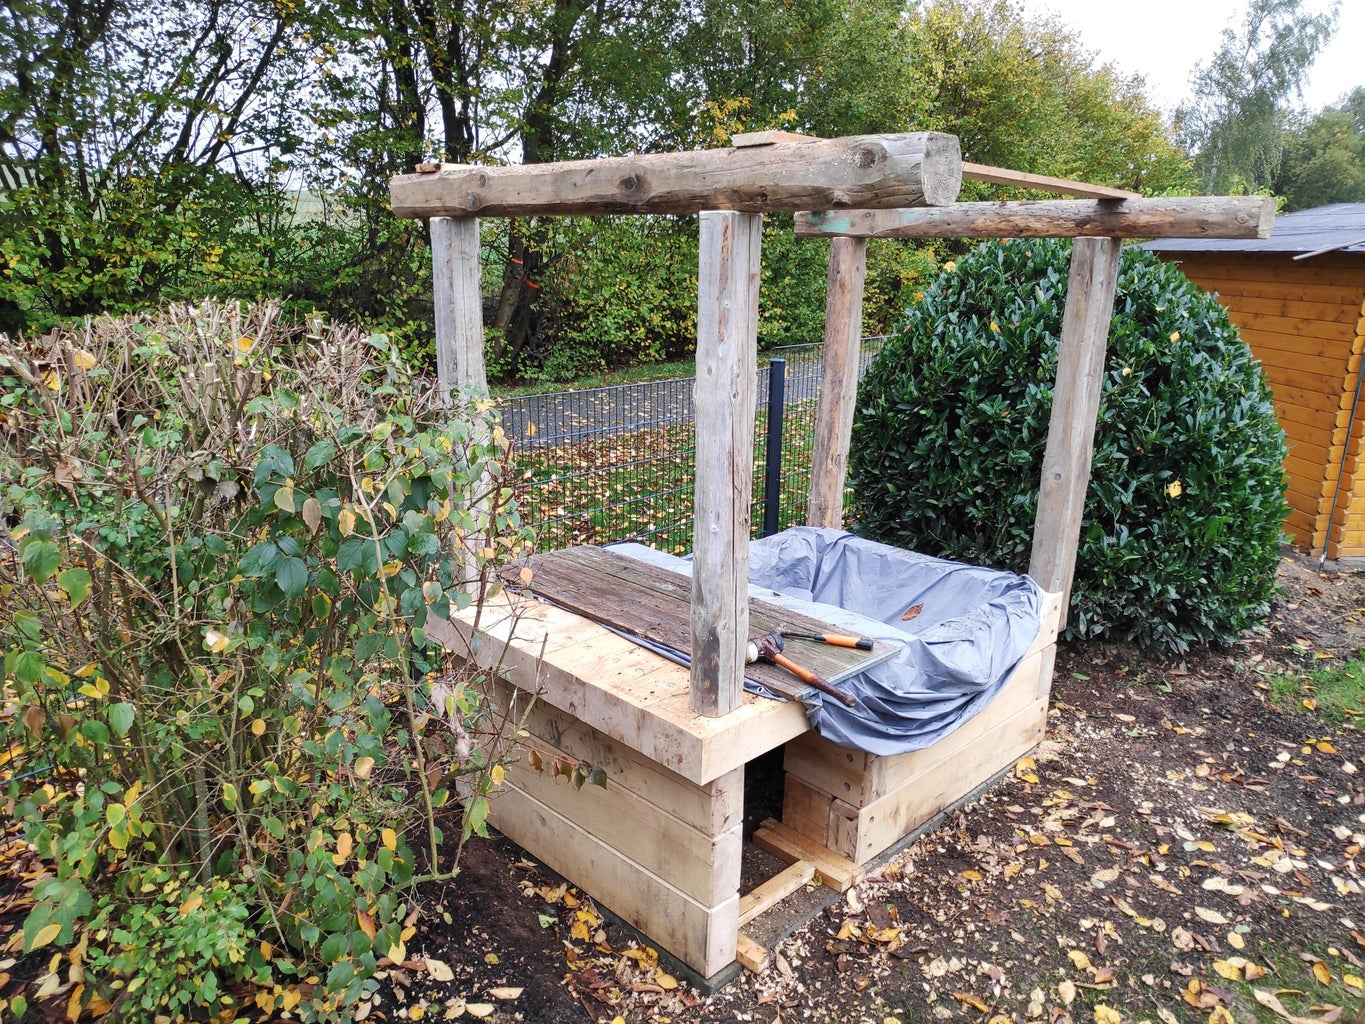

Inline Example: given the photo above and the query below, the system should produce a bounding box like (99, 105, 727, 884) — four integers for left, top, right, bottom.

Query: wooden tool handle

(771, 653, 858, 708)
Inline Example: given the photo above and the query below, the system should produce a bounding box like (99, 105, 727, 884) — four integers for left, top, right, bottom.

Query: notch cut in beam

(391, 133, 962, 219)
(795, 196, 1276, 241)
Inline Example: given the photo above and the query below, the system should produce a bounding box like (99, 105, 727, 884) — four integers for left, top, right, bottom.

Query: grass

(509, 401, 819, 554)
(1265, 655, 1365, 727)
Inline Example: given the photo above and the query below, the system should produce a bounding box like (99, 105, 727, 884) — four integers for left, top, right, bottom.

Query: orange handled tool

(780, 629, 873, 651)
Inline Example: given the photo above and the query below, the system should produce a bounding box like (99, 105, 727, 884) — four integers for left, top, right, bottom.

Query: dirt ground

(3, 553, 1362, 1023)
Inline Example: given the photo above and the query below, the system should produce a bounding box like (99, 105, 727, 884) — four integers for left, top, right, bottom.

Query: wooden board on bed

(512, 546, 891, 701)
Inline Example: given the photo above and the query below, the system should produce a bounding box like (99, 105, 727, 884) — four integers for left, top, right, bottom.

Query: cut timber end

(795, 196, 1278, 241)
(390, 132, 963, 218)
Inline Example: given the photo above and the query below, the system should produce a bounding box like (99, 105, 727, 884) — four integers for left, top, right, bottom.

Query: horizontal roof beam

(390, 133, 962, 219)
(794, 196, 1276, 240)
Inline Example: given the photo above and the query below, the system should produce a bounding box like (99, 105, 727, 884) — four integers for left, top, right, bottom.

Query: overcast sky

(1015, 0, 1361, 114)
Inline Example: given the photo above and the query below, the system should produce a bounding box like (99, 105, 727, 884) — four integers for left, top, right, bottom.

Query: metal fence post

(762, 357, 786, 537)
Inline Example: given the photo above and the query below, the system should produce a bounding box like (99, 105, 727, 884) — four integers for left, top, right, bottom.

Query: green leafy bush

(1, 301, 528, 1020)
(850, 239, 1288, 650)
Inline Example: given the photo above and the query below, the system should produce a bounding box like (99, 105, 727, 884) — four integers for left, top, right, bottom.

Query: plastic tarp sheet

(613, 527, 1042, 755)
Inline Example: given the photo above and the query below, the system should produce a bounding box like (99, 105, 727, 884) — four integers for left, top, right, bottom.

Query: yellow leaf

(425, 957, 454, 982)
(280, 988, 302, 1012)
(1212, 960, 1241, 980)
(1317, 740, 1337, 754)
(386, 939, 406, 964)
(952, 993, 989, 1012)
(962, 869, 983, 881)
(465, 1004, 494, 1019)
(235, 336, 255, 352)
(1014, 756, 1039, 784)
(28, 923, 61, 952)
(491, 764, 506, 786)
(1343, 974, 1363, 991)
(339, 508, 356, 536)
(1069, 950, 1092, 970)
(251, 718, 266, 737)
(1093, 1006, 1121, 1024)
(205, 628, 230, 654)
(1313, 961, 1331, 985)
(1227, 931, 1245, 950)
(654, 970, 678, 990)
(71, 348, 98, 370)
(1169, 331, 1181, 342)
(179, 892, 204, 916)
(382, 827, 397, 851)
(337, 831, 353, 859)
(1244, 962, 1266, 981)
(354, 756, 374, 780)
(489, 986, 523, 999)
(1165, 479, 1183, 498)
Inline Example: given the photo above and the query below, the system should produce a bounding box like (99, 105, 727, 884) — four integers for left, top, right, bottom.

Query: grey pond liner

(613, 527, 1043, 756)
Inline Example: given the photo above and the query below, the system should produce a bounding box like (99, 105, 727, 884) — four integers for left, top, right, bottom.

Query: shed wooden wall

(1156, 252, 1365, 558)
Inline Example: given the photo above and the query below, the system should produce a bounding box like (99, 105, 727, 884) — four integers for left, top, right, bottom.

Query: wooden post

(431, 215, 488, 401)
(808, 237, 869, 528)
(692, 211, 762, 718)
(1029, 237, 1123, 623)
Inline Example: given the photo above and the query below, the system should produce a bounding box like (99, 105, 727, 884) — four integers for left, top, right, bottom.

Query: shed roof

(1143, 202, 1365, 256)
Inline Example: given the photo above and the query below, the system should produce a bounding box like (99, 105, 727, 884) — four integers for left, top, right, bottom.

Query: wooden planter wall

(1154, 252, 1365, 558)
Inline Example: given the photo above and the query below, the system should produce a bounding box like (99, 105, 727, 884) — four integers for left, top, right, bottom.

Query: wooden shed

(1145, 204, 1365, 559)
(392, 141, 1271, 982)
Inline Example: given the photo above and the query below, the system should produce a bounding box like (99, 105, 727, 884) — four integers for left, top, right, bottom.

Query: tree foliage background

(0, 0, 1357, 375)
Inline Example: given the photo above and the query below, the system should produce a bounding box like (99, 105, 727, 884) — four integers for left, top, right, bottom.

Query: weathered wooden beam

(691, 211, 762, 718)
(962, 162, 1140, 199)
(1029, 237, 1124, 622)
(391, 133, 962, 219)
(795, 196, 1276, 240)
(807, 237, 868, 529)
(430, 216, 488, 399)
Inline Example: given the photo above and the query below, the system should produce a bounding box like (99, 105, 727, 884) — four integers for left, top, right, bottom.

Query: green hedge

(850, 239, 1288, 650)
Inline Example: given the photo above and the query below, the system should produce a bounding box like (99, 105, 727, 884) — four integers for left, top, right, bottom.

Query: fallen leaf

(1254, 989, 1334, 1024)
(1228, 931, 1245, 950)
(902, 603, 923, 621)
(465, 1004, 495, 1019)
(1313, 962, 1331, 986)
(952, 992, 989, 1012)
(1058, 980, 1077, 1005)
(488, 986, 522, 999)
(1093, 1006, 1121, 1024)
(1195, 907, 1229, 925)
(426, 958, 454, 983)
(1212, 960, 1241, 980)
(1015, 756, 1039, 785)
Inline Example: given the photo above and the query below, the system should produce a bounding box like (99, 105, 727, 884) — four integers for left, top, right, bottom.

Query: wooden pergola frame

(391, 133, 1273, 978)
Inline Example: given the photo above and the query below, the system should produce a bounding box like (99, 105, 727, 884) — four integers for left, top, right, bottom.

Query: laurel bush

(850, 239, 1287, 650)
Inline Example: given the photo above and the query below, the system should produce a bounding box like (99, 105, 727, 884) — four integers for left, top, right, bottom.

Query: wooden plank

(735, 932, 770, 973)
(780, 774, 837, 846)
(479, 773, 740, 976)
(391, 133, 964, 218)
(521, 547, 885, 692)
(693, 211, 762, 717)
(808, 236, 869, 528)
(1232, 310, 1357, 343)
(753, 818, 865, 892)
(845, 697, 1049, 863)
(486, 676, 744, 836)
(783, 646, 1046, 806)
(442, 595, 812, 783)
(1219, 294, 1363, 325)
(795, 196, 1272, 240)
(961, 162, 1140, 199)
(1028, 237, 1123, 620)
(1180, 277, 1365, 307)
(430, 216, 488, 399)
(503, 729, 742, 905)
(731, 130, 819, 148)
(737, 860, 817, 927)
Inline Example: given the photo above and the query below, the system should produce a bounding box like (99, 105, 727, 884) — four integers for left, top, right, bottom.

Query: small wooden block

(730, 130, 822, 148)
(753, 818, 864, 892)
(415, 162, 440, 173)
(735, 931, 770, 973)
(737, 859, 817, 928)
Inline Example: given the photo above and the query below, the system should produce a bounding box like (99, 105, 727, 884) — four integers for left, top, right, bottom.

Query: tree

(1177, 0, 1339, 194)
(0, 0, 326, 332)
(904, 0, 1193, 195)
(1274, 88, 1365, 209)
